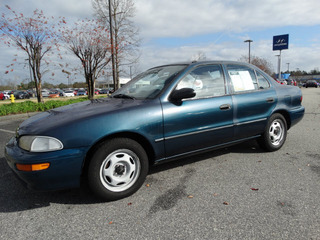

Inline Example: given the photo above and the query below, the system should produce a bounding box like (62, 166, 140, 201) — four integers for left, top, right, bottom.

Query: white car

(41, 90, 50, 97)
(64, 90, 75, 97)
(3, 92, 10, 99)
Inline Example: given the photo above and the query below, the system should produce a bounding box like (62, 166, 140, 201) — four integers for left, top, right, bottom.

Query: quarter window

(256, 71, 270, 89)
(227, 65, 258, 93)
(176, 65, 225, 99)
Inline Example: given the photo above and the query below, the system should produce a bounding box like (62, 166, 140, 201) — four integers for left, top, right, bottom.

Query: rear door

(226, 64, 277, 139)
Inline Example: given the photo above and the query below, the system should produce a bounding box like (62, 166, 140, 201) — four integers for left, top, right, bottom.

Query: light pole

(286, 63, 290, 73)
(244, 39, 253, 63)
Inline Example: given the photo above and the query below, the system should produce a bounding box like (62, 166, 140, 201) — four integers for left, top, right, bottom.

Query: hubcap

(269, 120, 284, 146)
(99, 149, 141, 192)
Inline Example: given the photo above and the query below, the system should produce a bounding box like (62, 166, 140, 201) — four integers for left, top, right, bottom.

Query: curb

(0, 112, 39, 121)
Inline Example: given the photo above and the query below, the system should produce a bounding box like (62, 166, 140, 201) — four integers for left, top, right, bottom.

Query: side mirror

(170, 88, 196, 102)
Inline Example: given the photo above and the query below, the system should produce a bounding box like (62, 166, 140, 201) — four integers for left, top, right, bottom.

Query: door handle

(219, 104, 231, 110)
(266, 97, 274, 103)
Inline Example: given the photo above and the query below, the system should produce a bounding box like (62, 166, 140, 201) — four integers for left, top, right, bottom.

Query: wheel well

(273, 110, 291, 129)
(80, 132, 156, 182)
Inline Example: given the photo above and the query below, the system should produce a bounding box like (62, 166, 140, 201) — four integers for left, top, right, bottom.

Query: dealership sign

(273, 34, 289, 51)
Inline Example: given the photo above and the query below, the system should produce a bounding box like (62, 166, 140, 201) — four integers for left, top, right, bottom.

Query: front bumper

(5, 137, 87, 191)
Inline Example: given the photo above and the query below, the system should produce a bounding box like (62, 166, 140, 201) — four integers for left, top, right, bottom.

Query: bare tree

(62, 19, 111, 100)
(92, 0, 140, 90)
(0, 5, 61, 103)
(191, 51, 207, 61)
(240, 55, 274, 76)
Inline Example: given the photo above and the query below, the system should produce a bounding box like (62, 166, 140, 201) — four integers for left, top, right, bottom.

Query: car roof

(150, 60, 256, 70)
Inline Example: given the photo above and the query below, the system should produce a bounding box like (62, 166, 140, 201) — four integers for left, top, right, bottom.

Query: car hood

(18, 98, 145, 136)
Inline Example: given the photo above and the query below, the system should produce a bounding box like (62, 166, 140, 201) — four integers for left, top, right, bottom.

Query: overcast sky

(1, 0, 320, 86)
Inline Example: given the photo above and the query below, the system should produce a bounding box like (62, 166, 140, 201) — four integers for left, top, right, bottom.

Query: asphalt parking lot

(0, 88, 319, 240)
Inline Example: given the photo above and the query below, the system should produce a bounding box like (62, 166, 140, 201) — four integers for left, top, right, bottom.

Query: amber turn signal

(16, 163, 50, 171)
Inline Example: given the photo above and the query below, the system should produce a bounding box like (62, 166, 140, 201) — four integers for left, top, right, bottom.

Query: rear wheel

(88, 138, 149, 201)
(258, 113, 287, 152)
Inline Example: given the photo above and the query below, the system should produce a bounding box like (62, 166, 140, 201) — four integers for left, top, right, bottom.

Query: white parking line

(0, 129, 15, 134)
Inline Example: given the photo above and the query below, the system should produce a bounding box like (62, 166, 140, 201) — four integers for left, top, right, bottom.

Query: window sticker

(229, 70, 255, 91)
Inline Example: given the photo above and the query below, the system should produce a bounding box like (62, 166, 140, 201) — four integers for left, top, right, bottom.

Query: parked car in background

(99, 89, 109, 94)
(76, 89, 87, 96)
(1, 91, 10, 100)
(26, 90, 35, 98)
(64, 90, 75, 97)
(7, 90, 15, 95)
(278, 80, 287, 85)
(4, 92, 10, 99)
(274, 79, 287, 85)
(0, 92, 6, 100)
(13, 91, 30, 99)
(305, 80, 318, 88)
(49, 91, 60, 98)
(286, 79, 297, 86)
(56, 90, 66, 97)
(95, 89, 100, 95)
(5, 61, 305, 201)
(41, 90, 50, 97)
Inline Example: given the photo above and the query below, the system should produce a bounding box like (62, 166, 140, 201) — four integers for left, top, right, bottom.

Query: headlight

(19, 136, 63, 152)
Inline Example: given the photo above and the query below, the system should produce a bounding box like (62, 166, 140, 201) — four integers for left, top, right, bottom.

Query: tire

(88, 138, 149, 201)
(258, 113, 287, 152)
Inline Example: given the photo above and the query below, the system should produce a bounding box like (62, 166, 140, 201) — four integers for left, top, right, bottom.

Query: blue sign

(281, 73, 290, 80)
(273, 34, 289, 51)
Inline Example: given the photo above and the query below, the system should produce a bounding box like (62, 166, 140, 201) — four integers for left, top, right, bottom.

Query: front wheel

(258, 114, 287, 152)
(88, 138, 149, 201)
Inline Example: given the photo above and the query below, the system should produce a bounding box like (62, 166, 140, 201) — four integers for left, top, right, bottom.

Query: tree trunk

(87, 74, 95, 100)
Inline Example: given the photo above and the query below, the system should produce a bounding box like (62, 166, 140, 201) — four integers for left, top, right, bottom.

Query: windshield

(112, 65, 187, 100)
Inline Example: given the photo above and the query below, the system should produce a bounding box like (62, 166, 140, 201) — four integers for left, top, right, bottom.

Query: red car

(0, 92, 4, 100)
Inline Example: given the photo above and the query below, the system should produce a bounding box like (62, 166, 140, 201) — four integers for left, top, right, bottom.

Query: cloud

(1, 0, 92, 19)
(135, 0, 320, 38)
(1, 0, 320, 85)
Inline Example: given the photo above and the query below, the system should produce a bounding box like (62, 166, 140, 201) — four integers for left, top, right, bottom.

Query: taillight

(300, 96, 303, 103)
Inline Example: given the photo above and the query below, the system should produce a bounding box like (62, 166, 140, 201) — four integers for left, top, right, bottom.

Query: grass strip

(0, 98, 89, 116)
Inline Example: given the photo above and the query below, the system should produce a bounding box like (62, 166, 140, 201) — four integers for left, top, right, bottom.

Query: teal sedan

(5, 61, 304, 201)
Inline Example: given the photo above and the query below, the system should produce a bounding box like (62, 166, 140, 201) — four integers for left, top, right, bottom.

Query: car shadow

(0, 140, 262, 212)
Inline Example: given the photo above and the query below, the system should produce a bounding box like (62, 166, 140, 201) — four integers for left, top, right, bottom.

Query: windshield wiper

(112, 94, 136, 99)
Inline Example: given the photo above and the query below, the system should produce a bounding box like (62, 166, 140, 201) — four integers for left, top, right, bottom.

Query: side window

(176, 65, 225, 99)
(256, 71, 270, 89)
(227, 65, 258, 93)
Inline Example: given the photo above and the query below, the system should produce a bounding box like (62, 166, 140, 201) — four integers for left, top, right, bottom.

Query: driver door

(161, 64, 234, 158)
